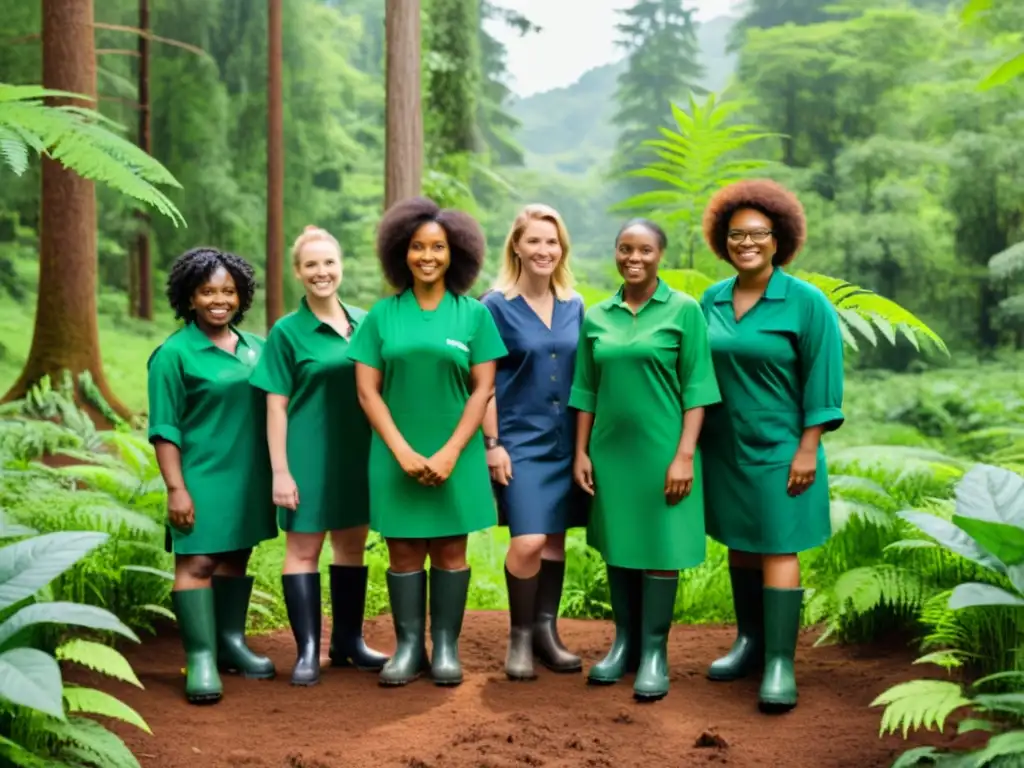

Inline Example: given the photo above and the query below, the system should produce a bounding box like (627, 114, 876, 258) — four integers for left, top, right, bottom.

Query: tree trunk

(1, 0, 130, 425)
(385, 0, 423, 208)
(134, 0, 153, 321)
(265, 0, 284, 331)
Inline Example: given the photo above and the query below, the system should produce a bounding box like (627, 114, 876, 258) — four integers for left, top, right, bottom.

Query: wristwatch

(484, 436, 501, 450)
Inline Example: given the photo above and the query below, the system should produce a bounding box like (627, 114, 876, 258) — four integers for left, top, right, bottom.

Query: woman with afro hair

(346, 196, 507, 687)
(698, 179, 845, 713)
(147, 247, 278, 704)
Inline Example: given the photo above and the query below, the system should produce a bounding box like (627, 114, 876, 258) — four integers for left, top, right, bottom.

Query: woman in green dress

(569, 219, 721, 702)
(147, 247, 278, 705)
(698, 179, 845, 713)
(347, 196, 507, 688)
(250, 226, 388, 687)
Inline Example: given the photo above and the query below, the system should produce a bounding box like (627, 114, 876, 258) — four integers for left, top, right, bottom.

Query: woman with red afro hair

(697, 179, 845, 713)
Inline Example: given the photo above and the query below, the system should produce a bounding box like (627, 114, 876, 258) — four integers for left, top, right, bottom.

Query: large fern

(0, 83, 184, 226)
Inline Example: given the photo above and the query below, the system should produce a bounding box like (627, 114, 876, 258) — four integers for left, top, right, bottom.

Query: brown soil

(70, 612, 979, 768)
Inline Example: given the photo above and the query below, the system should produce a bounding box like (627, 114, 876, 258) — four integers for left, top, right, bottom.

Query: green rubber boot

(587, 566, 643, 685)
(379, 570, 428, 687)
(211, 575, 275, 679)
(429, 567, 471, 687)
(633, 574, 679, 701)
(171, 588, 223, 704)
(708, 567, 764, 681)
(758, 587, 804, 712)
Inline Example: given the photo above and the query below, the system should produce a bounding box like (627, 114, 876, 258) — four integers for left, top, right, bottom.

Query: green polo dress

(568, 279, 722, 571)
(345, 290, 508, 538)
(249, 297, 371, 533)
(699, 268, 845, 554)
(147, 323, 278, 555)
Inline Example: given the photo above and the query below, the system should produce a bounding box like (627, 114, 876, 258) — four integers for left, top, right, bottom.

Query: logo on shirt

(446, 339, 469, 353)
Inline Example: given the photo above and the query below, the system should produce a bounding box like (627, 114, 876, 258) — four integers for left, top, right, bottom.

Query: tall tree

(385, 0, 423, 207)
(423, 0, 480, 162)
(3, 0, 131, 423)
(132, 0, 154, 321)
(266, 0, 284, 329)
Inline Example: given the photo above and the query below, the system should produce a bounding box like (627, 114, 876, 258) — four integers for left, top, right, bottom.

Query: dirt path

(72, 612, 974, 768)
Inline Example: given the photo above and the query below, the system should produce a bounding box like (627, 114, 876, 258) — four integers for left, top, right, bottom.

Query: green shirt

(147, 323, 277, 555)
(346, 290, 507, 538)
(249, 297, 371, 533)
(569, 278, 722, 570)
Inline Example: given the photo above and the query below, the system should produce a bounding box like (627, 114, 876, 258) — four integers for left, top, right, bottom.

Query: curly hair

(616, 218, 668, 251)
(376, 196, 486, 295)
(701, 179, 807, 267)
(165, 247, 257, 325)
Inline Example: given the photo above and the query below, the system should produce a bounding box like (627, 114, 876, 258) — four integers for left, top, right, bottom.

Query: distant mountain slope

(510, 15, 738, 175)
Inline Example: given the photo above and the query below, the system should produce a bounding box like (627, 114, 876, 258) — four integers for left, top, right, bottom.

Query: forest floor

(69, 612, 978, 768)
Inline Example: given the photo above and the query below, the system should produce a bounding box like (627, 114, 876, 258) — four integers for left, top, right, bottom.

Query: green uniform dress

(345, 290, 508, 539)
(568, 279, 722, 571)
(699, 268, 845, 554)
(249, 297, 371, 533)
(147, 322, 278, 555)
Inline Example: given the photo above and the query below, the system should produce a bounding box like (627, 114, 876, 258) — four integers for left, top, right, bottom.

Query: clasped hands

(398, 446, 459, 486)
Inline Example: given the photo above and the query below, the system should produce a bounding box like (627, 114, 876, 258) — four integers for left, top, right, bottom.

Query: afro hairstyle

(376, 196, 486, 295)
(165, 246, 257, 325)
(701, 179, 807, 267)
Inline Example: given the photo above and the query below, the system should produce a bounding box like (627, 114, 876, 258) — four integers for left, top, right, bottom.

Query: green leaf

(0, 647, 64, 719)
(956, 718, 998, 735)
(952, 517, 1024, 566)
(56, 639, 143, 688)
(953, 464, 1024, 528)
(139, 603, 175, 621)
(871, 678, 972, 737)
(0, 734, 55, 767)
(0, 531, 109, 611)
(948, 582, 1024, 611)
(969, 728, 1024, 764)
(121, 564, 174, 581)
(898, 511, 1004, 573)
(63, 686, 151, 733)
(980, 51, 1024, 91)
(0, 602, 139, 649)
(0, 126, 28, 176)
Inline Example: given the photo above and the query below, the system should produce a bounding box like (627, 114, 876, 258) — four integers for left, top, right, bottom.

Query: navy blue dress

(481, 290, 590, 537)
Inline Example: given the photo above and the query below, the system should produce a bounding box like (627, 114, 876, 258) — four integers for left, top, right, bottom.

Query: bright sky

(488, 0, 744, 98)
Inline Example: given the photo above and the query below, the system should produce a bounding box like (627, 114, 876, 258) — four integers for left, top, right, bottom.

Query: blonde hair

(290, 225, 342, 267)
(493, 204, 575, 300)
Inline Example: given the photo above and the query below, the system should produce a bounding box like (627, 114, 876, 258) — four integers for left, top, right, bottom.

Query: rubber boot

(282, 572, 321, 686)
(429, 567, 471, 687)
(171, 588, 223, 704)
(504, 566, 538, 681)
(708, 567, 764, 681)
(633, 574, 679, 702)
(328, 564, 389, 671)
(587, 566, 643, 685)
(379, 570, 428, 687)
(532, 558, 582, 673)
(758, 587, 804, 713)
(211, 575, 275, 679)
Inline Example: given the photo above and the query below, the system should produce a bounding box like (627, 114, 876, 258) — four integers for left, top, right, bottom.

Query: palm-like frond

(872, 678, 973, 737)
(0, 84, 184, 226)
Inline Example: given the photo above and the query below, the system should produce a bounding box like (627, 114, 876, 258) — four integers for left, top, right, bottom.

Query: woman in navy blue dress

(481, 203, 588, 681)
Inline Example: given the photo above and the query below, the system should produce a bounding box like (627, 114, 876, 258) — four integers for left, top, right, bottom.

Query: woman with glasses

(698, 179, 845, 714)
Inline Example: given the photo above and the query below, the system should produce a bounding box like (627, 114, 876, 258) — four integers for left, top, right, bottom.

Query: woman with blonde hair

(481, 203, 588, 681)
(250, 225, 388, 687)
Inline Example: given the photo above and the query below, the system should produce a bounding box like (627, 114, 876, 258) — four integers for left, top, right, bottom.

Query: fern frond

(969, 729, 1024, 764)
(35, 715, 142, 768)
(871, 678, 972, 737)
(62, 686, 150, 733)
(832, 564, 929, 618)
(0, 734, 53, 768)
(830, 499, 895, 533)
(55, 639, 142, 688)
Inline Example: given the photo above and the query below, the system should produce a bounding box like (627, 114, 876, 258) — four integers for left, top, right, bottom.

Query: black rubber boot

(211, 575, 275, 679)
(282, 572, 321, 686)
(504, 566, 538, 681)
(171, 588, 223, 704)
(532, 559, 582, 673)
(328, 564, 389, 671)
(429, 567, 471, 687)
(587, 566, 643, 685)
(379, 570, 428, 687)
(708, 567, 764, 681)
(633, 574, 679, 702)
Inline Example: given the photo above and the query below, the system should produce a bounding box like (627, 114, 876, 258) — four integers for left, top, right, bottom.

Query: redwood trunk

(1, 0, 130, 424)
(134, 0, 153, 320)
(385, 0, 423, 208)
(265, 0, 284, 330)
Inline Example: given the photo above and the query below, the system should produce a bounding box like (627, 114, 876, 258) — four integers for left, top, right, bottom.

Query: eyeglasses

(727, 230, 774, 244)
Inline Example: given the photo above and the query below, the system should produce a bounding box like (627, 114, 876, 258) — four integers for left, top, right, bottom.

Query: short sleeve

(469, 301, 508, 366)
(676, 299, 721, 410)
(346, 303, 384, 370)
(799, 289, 845, 432)
(568, 311, 598, 413)
(250, 325, 294, 396)
(146, 345, 186, 448)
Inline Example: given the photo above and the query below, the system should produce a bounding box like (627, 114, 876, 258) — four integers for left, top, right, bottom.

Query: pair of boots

(377, 567, 471, 687)
(706, 566, 804, 712)
(171, 574, 276, 704)
(281, 564, 390, 686)
(585, 567, 679, 701)
(504, 559, 582, 680)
